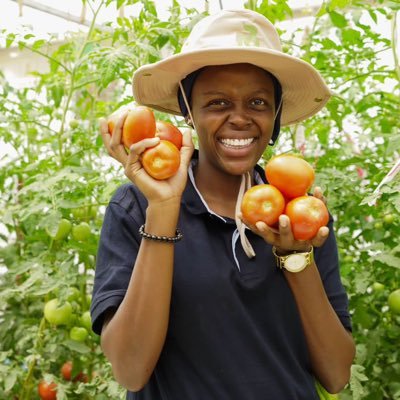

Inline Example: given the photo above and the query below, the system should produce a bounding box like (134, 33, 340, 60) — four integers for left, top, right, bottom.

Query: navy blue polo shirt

(91, 157, 351, 400)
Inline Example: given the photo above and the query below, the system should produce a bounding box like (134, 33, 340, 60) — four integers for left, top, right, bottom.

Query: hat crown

(182, 10, 282, 53)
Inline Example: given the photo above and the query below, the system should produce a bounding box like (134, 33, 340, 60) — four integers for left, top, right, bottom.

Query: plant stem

(391, 10, 400, 85)
(57, 0, 105, 168)
(19, 317, 46, 400)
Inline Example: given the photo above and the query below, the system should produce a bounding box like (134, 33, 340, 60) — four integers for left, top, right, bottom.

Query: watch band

(272, 246, 314, 272)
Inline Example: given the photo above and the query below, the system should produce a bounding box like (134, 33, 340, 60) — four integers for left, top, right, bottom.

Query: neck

(193, 163, 253, 218)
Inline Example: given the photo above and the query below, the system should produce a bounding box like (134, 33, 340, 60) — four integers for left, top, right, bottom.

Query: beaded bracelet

(139, 224, 183, 243)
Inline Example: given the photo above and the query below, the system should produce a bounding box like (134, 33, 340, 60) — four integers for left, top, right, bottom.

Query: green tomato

(383, 214, 395, 224)
(388, 289, 400, 315)
(66, 287, 81, 302)
(372, 282, 385, 292)
(374, 221, 383, 230)
(47, 219, 72, 241)
(69, 119, 79, 129)
(44, 299, 73, 326)
(72, 222, 91, 242)
(70, 326, 89, 342)
(80, 311, 92, 331)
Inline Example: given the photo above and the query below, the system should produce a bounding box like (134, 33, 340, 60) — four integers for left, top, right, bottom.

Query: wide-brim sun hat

(132, 9, 332, 126)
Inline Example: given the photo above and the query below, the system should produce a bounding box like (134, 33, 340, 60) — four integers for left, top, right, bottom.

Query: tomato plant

(108, 106, 156, 148)
(38, 381, 57, 400)
(241, 184, 285, 227)
(156, 121, 183, 149)
(141, 139, 181, 180)
(285, 196, 329, 241)
(265, 154, 315, 199)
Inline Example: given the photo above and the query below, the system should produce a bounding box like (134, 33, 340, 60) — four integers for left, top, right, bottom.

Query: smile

(219, 138, 255, 148)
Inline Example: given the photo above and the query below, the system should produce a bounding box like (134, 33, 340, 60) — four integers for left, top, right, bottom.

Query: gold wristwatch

(272, 246, 314, 273)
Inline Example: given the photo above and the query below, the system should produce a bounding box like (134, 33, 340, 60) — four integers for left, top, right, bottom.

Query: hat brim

(132, 47, 332, 126)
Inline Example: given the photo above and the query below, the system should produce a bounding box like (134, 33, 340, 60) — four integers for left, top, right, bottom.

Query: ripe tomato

(61, 361, 88, 382)
(156, 121, 183, 149)
(241, 184, 285, 227)
(38, 380, 57, 400)
(108, 106, 156, 148)
(141, 140, 180, 180)
(285, 195, 329, 241)
(265, 154, 315, 199)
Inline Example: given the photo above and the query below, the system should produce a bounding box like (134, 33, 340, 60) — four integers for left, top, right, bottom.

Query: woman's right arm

(98, 115, 194, 391)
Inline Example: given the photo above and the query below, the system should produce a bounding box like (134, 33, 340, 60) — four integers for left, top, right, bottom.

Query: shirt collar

(181, 150, 267, 217)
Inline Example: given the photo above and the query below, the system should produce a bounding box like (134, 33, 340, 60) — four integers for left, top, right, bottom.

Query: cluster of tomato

(241, 154, 329, 241)
(38, 360, 88, 400)
(108, 105, 183, 180)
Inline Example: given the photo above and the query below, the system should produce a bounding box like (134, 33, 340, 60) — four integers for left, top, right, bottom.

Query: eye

(249, 97, 274, 112)
(251, 98, 267, 106)
(207, 99, 229, 107)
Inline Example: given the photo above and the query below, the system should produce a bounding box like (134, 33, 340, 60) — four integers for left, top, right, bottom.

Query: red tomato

(108, 106, 156, 148)
(285, 196, 329, 241)
(141, 140, 180, 180)
(241, 184, 285, 227)
(156, 121, 183, 149)
(265, 154, 315, 199)
(61, 361, 88, 382)
(38, 381, 57, 400)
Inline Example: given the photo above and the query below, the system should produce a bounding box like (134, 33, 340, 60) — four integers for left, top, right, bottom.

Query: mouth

(218, 137, 256, 149)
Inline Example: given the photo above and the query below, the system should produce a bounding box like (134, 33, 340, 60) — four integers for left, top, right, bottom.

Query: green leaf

(63, 339, 91, 354)
(373, 253, 400, 269)
(329, 11, 348, 28)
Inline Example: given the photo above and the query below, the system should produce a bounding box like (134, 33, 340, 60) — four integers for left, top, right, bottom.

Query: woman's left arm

(283, 262, 355, 394)
(240, 187, 355, 394)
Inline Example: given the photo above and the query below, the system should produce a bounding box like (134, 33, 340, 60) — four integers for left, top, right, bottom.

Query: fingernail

(280, 216, 287, 228)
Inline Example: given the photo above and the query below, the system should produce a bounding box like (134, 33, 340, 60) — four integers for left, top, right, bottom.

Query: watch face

(285, 253, 308, 273)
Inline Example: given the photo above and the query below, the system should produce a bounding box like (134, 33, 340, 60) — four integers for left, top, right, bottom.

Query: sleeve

(314, 216, 352, 332)
(90, 196, 143, 335)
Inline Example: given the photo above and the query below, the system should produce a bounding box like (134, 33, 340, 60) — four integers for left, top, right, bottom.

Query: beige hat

(132, 9, 332, 126)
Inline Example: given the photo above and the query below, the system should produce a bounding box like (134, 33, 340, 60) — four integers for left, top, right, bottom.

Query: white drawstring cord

(235, 172, 256, 258)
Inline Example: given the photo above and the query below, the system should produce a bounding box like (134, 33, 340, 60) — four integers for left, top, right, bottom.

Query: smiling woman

(91, 8, 355, 400)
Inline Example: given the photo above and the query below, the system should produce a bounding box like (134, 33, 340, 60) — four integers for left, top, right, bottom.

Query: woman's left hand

(240, 187, 329, 253)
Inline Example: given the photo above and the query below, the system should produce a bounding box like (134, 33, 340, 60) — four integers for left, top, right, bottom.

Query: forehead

(194, 63, 274, 92)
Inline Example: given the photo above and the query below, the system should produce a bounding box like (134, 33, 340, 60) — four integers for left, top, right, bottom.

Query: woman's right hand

(99, 112, 194, 204)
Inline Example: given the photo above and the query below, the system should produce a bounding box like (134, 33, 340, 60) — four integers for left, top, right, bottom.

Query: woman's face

(191, 63, 276, 177)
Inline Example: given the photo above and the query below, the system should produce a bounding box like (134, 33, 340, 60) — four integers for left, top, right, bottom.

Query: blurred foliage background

(0, 0, 399, 398)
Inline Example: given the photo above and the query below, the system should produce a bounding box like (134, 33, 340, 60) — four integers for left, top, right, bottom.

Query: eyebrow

(200, 88, 274, 96)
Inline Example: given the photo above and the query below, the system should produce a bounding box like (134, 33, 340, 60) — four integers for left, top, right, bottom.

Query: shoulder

(108, 182, 148, 218)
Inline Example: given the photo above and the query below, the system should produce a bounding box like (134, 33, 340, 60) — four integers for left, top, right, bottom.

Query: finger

(110, 111, 128, 147)
(278, 214, 294, 243)
(313, 186, 327, 205)
(311, 226, 330, 248)
(254, 221, 279, 244)
(130, 137, 160, 156)
(99, 118, 111, 150)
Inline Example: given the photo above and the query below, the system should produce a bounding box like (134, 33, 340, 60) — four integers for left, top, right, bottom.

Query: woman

(91, 9, 355, 399)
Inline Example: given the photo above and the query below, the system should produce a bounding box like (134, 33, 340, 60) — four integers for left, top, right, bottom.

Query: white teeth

(220, 138, 255, 148)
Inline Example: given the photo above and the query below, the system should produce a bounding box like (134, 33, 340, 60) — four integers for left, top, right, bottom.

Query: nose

(227, 105, 252, 129)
